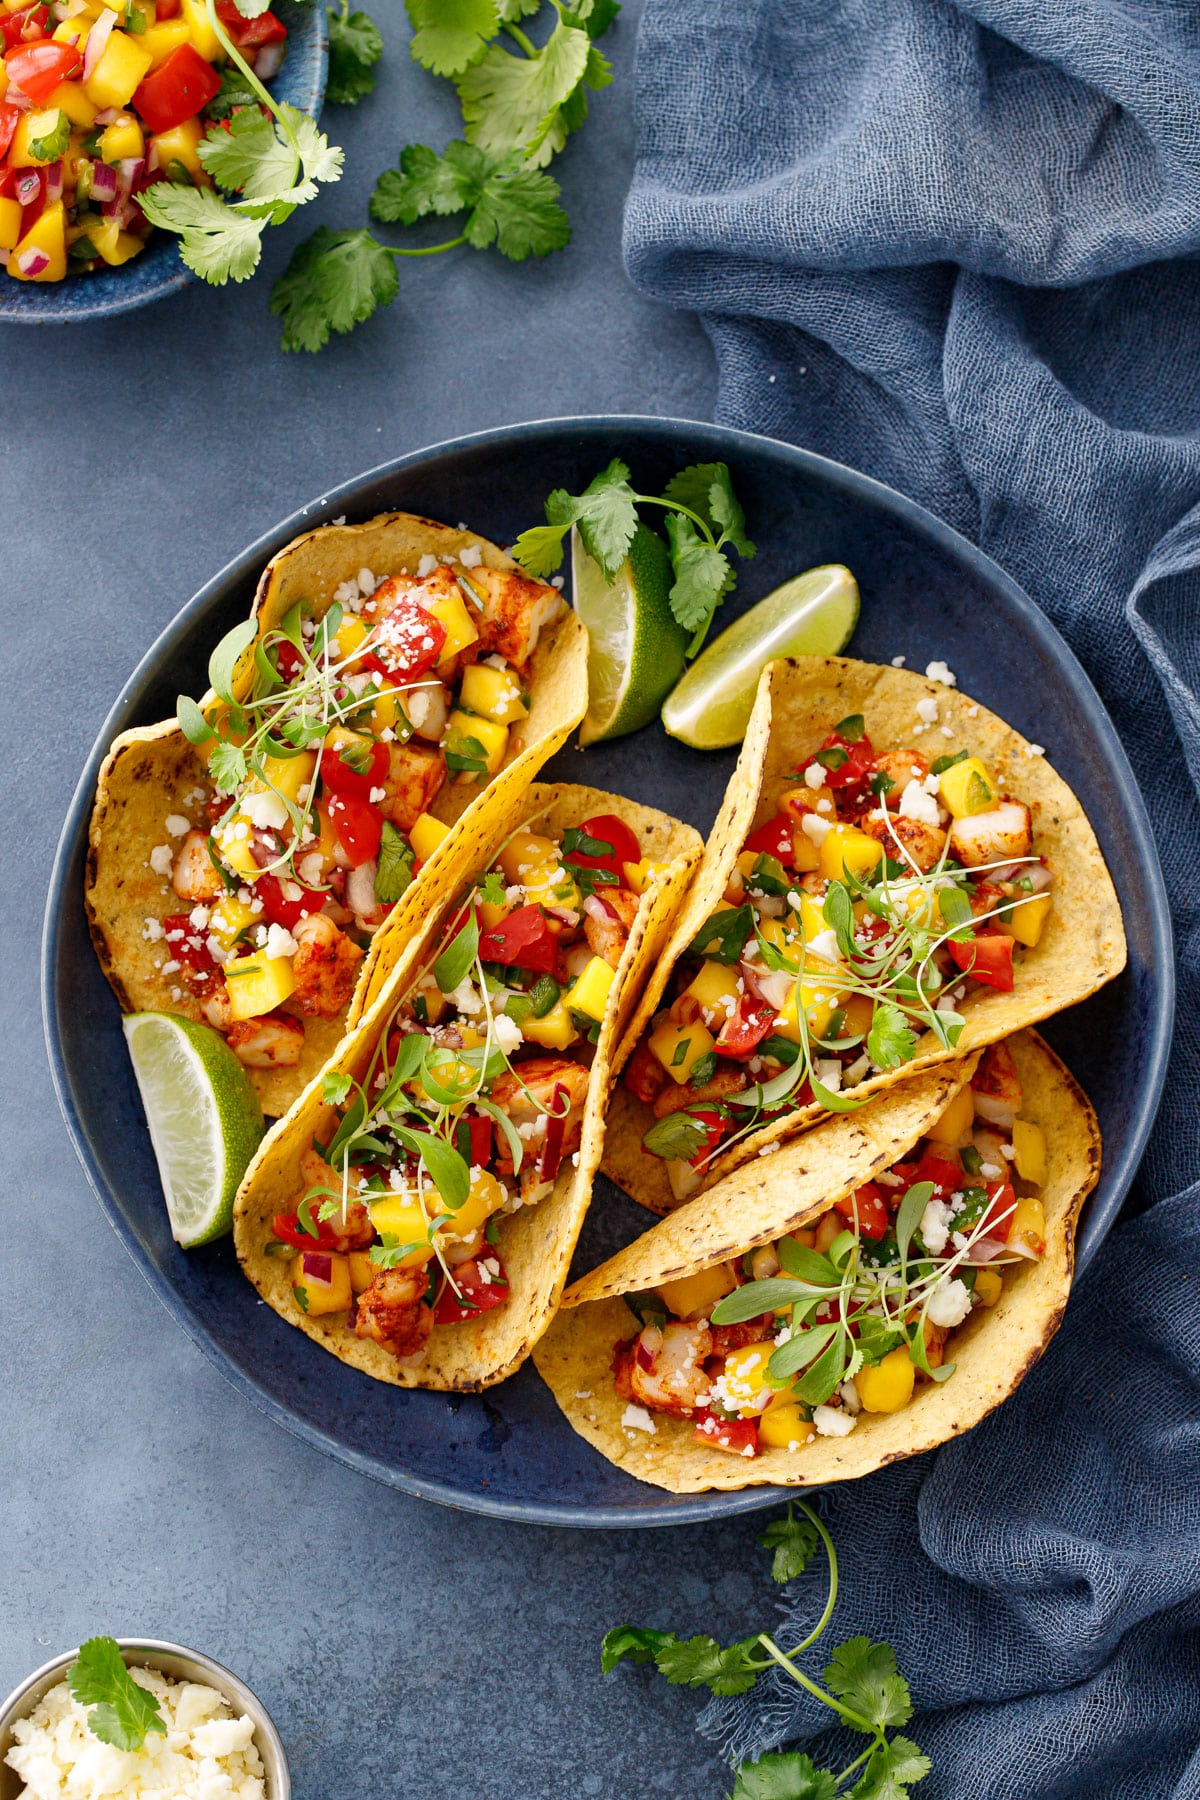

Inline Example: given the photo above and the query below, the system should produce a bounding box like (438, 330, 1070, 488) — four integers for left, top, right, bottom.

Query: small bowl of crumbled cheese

(0, 1637, 289, 1800)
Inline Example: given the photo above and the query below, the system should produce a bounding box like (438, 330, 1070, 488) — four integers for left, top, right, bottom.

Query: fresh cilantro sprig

(67, 1638, 167, 1754)
(602, 1505, 931, 1800)
(512, 458, 756, 655)
(272, 0, 616, 351)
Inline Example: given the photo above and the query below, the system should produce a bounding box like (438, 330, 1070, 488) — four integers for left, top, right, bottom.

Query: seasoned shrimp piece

(171, 829, 225, 903)
(874, 748, 931, 804)
(395, 681, 450, 743)
(861, 810, 947, 873)
(623, 1036, 667, 1106)
(295, 1145, 377, 1250)
(380, 741, 445, 831)
(629, 1321, 713, 1416)
(354, 1267, 433, 1359)
(582, 887, 640, 968)
(291, 911, 364, 1017)
(462, 565, 564, 670)
(949, 801, 1032, 869)
(201, 981, 232, 1032)
(972, 1039, 1023, 1128)
(227, 1012, 304, 1068)
(490, 1058, 590, 1171)
(652, 1065, 746, 1120)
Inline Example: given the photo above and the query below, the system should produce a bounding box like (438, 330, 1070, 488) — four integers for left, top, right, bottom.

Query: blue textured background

(0, 5, 760, 1794)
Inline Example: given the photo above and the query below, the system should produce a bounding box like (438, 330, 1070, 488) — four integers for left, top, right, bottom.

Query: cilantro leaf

(68, 1639, 166, 1754)
(204, 63, 260, 118)
(322, 1070, 353, 1106)
(456, 14, 590, 167)
(372, 140, 569, 260)
(686, 904, 755, 964)
(406, 0, 497, 76)
(547, 457, 638, 576)
(759, 1504, 821, 1585)
(495, 0, 539, 18)
(372, 140, 480, 223)
(664, 511, 734, 634)
(732, 1753, 838, 1800)
(138, 184, 266, 284)
(708, 463, 756, 558)
(600, 1625, 674, 1674)
(642, 1109, 715, 1162)
(375, 820, 416, 903)
(866, 1002, 917, 1071)
(327, 5, 383, 103)
(433, 910, 480, 993)
(575, 0, 619, 35)
(653, 1633, 762, 1696)
(509, 521, 569, 578)
(824, 1637, 913, 1734)
(465, 161, 570, 258)
(270, 227, 399, 352)
(197, 107, 342, 209)
(850, 1738, 931, 1800)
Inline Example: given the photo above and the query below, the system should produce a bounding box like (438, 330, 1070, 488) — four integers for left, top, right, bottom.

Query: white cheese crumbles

(915, 696, 940, 726)
(148, 846, 174, 877)
(919, 1197, 954, 1256)
(620, 1404, 657, 1435)
(240, 790, 288, 833)
(812, 1403, 857, 1437)
(164, 814, 191, 838)
(4, 1668, 266, 1800)
(924, 660, 957, 687)
(897, 779, 941, 829)
(926, 1276, 974, 1329)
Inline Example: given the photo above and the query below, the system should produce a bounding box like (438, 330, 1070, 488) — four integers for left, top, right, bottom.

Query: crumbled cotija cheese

(4, 1668, 266, 1800)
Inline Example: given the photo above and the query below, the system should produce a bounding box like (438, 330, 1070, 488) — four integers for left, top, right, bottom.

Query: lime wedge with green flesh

(123, 1012, 265, 1248)
(572, 522, 690, 745)
(661, 564, 861, 750)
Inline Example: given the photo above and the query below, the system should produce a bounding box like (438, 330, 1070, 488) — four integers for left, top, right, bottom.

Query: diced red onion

(971, 1236, 1006, 1263)
(345, 860, 377, 919)
(15, 246, 50, 276)
(538, 1083, 569, 1183)
(754, 969, 792, 1010)
(583, 894, 618, 922)
(82, 7, 114, 79)
(43, 160, 63, 203)
(89, 161, 118, 201)
(14, 170, 41, 206)
(635, 1340, 655, 1371)
(253, 40, 284, 79)
(1007, 1235, 1042, 1262)
(92, 104, 118, 124)
(301, 1251, 333, 1284)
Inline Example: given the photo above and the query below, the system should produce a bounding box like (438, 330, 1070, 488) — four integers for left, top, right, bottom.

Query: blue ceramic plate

(43, 418, 1173, 1526)
(0, 0, 325, 325)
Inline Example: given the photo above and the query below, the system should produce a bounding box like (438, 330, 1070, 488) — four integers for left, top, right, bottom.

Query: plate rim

(41, 412, 1176, 1526)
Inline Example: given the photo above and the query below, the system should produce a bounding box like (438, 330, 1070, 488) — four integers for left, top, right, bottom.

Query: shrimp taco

(233, 784, 702, 1390)
(535, 1032, 1099, 1492)
(86, 512, 588, 1116)
(603, 655, 1125, 1213)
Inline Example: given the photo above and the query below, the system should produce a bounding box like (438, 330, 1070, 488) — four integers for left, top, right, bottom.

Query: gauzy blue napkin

(624, 2, 1200, 1792)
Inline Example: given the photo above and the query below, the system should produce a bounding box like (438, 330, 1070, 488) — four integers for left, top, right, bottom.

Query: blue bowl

(42, 417, 1173, 1526)
(0, 0, 326, 325)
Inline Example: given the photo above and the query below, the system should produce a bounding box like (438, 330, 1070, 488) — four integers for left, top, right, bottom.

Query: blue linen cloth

(624, 2, 1200, 1792)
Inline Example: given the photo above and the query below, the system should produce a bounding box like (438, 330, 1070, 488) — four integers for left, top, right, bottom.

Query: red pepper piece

(320, 736, 388, 801)
(715, 993, 777, 1060)
(253, 871, 325, 932)
(1, 7, 49, 51)
(478, 903, 561, 974)
(161, 913, 217, 974)
(692, 1408, 759, 1456)
(946, 931, 1015, 992)
(214, 0, 286, 43)
(833, 1180, 889, 1240)
(4, 39, 80, 104)
(564, 812, 642, 880)
(910, 1151, 967, 1200)
(432, 1254, 509, 1325)
(742, 812, 795, 865)
(361, 595, 446, 686)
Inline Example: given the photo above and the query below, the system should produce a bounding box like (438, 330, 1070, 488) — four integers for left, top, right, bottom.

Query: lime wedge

(573, 523, 689, 745)
(123, 1012, 265, 1247)
(661, 564, 860, 750)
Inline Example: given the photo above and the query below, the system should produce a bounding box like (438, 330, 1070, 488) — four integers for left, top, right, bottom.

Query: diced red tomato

(154, 0, 181, 17)
(458, 1114, 492, 1169)
(271, 1210, 344, 1253)
(714, 993, 776, 1060)
(812, 727, 876, 793)
(162, 913, 217, 974)
(321, 736, 388, 801)
(564, 813, 641, 881)
(947, 931, 1014, 992)
(1, 7, 49, 51)
(432, 1254, 509, 1324)
(5, 39, 81, 104)
(478, 903, 561, 974)
(0, 102, 18, 160)
(693, 1408, 759, 1456)
(743, 812, 795, 865)
(361, 596, 446, 686)
(910, 1150, 967, 1200)
(133, 42, 221, 134)
(684, 1106, 728, 1169)
(976, 1179, 1017, 1240)
(254, 871, 325, 932)
(327, 791, 383, 867)
(834, 1181, 889, 1240)
(274, 640, 304, 682)
(215, 0, 286, 44)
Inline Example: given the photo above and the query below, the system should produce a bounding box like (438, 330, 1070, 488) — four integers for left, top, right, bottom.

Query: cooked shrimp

(171, 829, 225, 903)
(201, 981, 232, 1032)
(380, 741, 445, 832)
(623, 1036, 667, 1106)
(227, 1013, 304, 1068)
(294, 1145, 376, 1249)
(395, 681, 450, 743)
(489, 1057, 590, 1174)
(629, 1321, 713, 1416)
(949, 801, 1032, 868)
(972, 1040, 1023, 1129)
(290, 911, 363, 1017)
(862, 810, 947, 873)
(874, 748, 931, 803)
(462, 565, 564, 671)
(354, 1267, 433, 1359)
(583, 886, 640, 968)
(651, 1066, 746, 1120)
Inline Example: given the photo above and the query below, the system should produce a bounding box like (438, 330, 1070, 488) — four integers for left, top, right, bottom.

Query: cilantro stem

(505, 22, 537, 55)
(785, 1501, 839, 1654)
(389, 235, 468, 258)
(204, 0, 298, 151)
(756, 1634, 876, 1740)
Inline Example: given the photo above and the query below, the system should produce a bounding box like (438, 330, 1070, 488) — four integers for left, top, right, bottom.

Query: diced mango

(770, 958, 844, 1044)
(445, 1168, 505, 1238)
(8, 199, 66, 280)
(367, 1196, 433, 1267)
(797, 893, 827, 942)
(181, 0, 221, 58)
(0, 197, 22, 253)
(83, 213, 143, 266)
(9, 109, 68, 168)
(1007, 891, 1051, 947)
(756, 916, 797, 960)
(53, 16, 92, 46)
(1011, 1119, 1047, 1186)
(331, 613, 371, 662)
(97, 108, 143, 160)
(926, 1081, 975, 1145)
(424, 586, 480, 663)
(253, 748, 316, 807)
(50, 80, 99, 127)
(291, 1251, 351, 1316)
(1008, 1194, 1046, 1257)
(972, 1268, 1003, 1307)
(476, 894, 509, 932)
(216, 815, 260, 879)
(937, 756, 997, 819)
(84, 28, 153, 108)
(722, 1343, 784, 1417)
(410, 968, 448, 1025)
(207, 893, 259, 954)
(141, 16, 190, 63)
(460, 660, 527, 724)
(347, 1250, 375, 1294)
(648, 1018, 717, 1085)
(790, 829, 822, 873)
(819, 825, 884, 883)
(839, 992, 875, 1039)
(854, 1344, 916, 1414)
(224, 949, 295, 1021)
(410, 810, 450, 865)
(654, 1264, 736, 1321)
(757, 1400, 815, 1450)
(499, 829, 558, 885)
(621, 858, 669, 894)
(521, 998, 579, 1052)
(569, 954, 615, 1023)
(684, 959, 741, 1021)
(448, 708, 508, 777)
(148, 114, 204, 180)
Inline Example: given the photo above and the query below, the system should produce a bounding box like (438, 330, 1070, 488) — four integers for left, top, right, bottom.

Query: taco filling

(624, 713, 1053, 1203)
(161, 557, 564, 1075)
(269, 810, 668, 1364)
(613, 1043, 1046, 1459)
